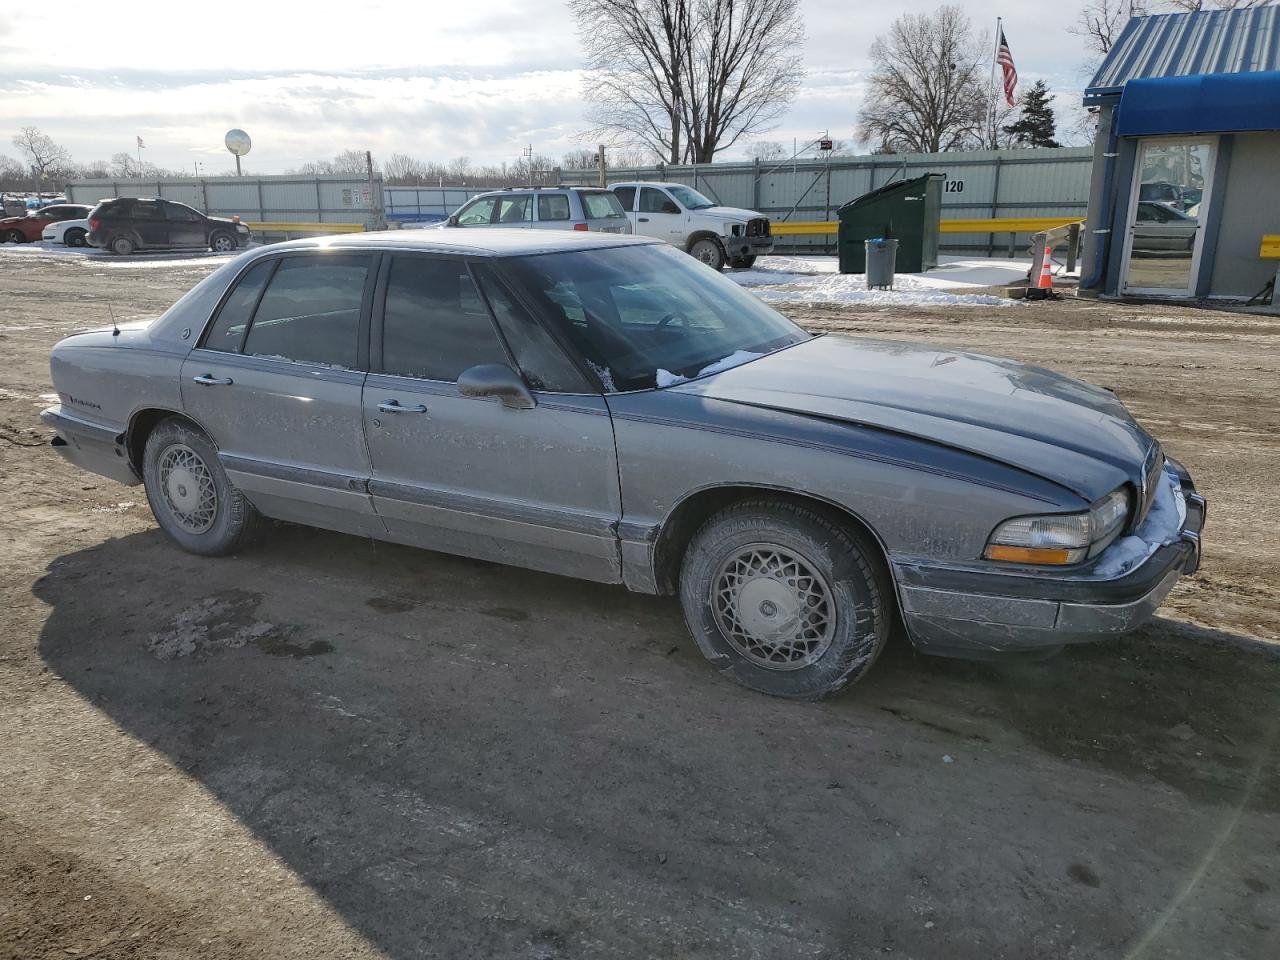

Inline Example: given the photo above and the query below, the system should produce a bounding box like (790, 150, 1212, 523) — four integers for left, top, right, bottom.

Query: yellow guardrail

(1259, 234, 1280, 259)
(770, 216, 1083, 237)
(245, 222, 366, 234)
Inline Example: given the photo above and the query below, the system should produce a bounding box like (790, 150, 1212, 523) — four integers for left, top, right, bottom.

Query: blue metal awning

(1116, 70, 1280, 136)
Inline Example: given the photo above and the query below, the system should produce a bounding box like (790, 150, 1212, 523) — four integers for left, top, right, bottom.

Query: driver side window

(455, 197, 497, 226)
(638, 188, 673, 214)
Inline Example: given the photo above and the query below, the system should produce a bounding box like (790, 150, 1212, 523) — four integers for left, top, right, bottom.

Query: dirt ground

(1, 248, 1278, 960)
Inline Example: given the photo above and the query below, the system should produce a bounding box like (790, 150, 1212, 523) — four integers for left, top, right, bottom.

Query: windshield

(502, 243, 808, 392)
(668, 185, 715, 210)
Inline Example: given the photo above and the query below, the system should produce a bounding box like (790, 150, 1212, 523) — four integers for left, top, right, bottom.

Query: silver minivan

(445, 187, 632, 234)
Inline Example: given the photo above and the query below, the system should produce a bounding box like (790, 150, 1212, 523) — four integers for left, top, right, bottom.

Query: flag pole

(987, 16, 1002, 149)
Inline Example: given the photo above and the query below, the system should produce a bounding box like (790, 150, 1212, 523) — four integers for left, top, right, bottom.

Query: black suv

(87, 198, 252, 255)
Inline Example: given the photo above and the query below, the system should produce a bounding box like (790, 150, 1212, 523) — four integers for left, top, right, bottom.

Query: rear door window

(130, 201, 164, 220)
(241, 255, 371, 368)
(495, 195, 533, 224)
(201, 259, 276, 352)
(379, 256, 508, 382)
(537, 194, 571, 221)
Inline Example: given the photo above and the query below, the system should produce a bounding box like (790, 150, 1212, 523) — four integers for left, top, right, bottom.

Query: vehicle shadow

(34, 524, 1280, 959)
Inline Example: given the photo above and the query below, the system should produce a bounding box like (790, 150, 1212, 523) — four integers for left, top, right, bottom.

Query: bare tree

(11, 126, 73, 187)
(571, 0, 804, 164)
(1069, 0, 1148, 61)
(857, 6, 988, 154)
(746, 140, 787, 162)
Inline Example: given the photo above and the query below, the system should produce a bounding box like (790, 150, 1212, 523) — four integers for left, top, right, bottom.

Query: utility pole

(597, 143, 607, 188)
(366, 150, 385, 231)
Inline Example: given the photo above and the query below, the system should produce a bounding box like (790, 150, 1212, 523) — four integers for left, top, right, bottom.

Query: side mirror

(457, 364, 536, 410)
(661, 201, 680, 214)
(446, 214, 459, 227)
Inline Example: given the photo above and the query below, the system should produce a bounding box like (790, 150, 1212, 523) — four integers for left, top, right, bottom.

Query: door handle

(378, 400, 428, 414)
(192, 374, 233, 386)
(638, 217, 650, 222)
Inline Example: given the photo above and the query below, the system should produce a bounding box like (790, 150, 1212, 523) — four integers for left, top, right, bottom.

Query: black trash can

(865, 238, 899, 289)
(837, 173, 943, 274)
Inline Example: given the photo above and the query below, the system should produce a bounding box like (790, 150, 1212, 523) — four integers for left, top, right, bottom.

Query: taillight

(573, 222, 589, 231)
(89, 218, 101, 231)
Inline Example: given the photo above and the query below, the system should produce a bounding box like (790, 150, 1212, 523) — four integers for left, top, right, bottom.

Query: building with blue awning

(1080, 8, 1280, 300)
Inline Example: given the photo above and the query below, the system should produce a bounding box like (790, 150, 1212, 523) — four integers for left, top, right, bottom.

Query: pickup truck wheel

(679, 500, 890, 700)
(689, 237, 726, 271)
(142, 418, 260, 556)
(210, 231, 236, 253)
(729, 255, 757, 269)
(109, 235, 136, 256)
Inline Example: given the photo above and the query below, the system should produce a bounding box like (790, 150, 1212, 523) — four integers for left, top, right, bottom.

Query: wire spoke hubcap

(712, 543, 835, 671)
(158, 443, 217, 534)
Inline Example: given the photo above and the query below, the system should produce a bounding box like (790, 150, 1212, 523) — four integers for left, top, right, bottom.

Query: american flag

(997, 29, 1018, 107)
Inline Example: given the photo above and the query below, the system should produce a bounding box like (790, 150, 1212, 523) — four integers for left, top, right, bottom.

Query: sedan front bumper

(893, 472, 1205, 658)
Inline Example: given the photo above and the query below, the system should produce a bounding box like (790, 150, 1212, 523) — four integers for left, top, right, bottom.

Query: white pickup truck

(608, 181, 773, 271)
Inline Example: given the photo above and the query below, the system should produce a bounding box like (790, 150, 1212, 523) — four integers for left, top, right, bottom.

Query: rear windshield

(580, 191, 627, 220)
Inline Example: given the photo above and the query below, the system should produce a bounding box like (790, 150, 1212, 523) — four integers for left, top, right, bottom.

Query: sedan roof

(261, 227, 662, 258)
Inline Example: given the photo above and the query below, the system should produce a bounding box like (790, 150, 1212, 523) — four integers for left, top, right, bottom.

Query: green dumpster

(837, 173, 943, 274)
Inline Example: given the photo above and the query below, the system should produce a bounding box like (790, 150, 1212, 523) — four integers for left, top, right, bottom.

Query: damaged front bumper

(892, 468, 1205, 659)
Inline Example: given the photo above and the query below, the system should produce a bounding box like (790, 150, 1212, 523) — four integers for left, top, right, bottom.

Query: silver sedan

(42, 230, 1205, 699)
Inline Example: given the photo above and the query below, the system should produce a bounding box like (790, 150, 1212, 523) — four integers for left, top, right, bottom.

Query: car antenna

(108, 303, 120, 337)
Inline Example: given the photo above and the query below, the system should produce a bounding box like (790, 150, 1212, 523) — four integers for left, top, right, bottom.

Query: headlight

(984, 487, 1131, 565)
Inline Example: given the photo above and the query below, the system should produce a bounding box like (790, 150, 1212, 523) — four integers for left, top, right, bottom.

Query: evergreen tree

(1002, 80, 1060, 148)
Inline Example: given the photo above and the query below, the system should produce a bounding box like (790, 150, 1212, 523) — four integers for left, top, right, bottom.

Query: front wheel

(679, 501, 891, 700)
(65, 228, 87, 247)
(142, 418, 260, 556)
(210, 231, 236, 253)
(688, 237, 726, 271)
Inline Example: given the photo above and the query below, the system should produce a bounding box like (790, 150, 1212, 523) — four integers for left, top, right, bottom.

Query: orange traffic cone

(1029, 244, 1056, 299)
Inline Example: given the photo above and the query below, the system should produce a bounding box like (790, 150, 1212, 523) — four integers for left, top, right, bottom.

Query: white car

(42, 217, 91, 248)
(609, 182, 773, 270)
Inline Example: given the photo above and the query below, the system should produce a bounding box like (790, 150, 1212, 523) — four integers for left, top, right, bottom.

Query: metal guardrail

(246, 222, 365, 234)
(771, 216, 1085, 237)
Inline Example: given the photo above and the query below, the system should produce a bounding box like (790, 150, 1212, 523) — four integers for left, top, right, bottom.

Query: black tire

(729, 255, 757, 269)
(679, 500, 891, 700)
(688, 236, 726, 271)
(65, 228, 87, 248)
(109, 234, 136, 256)
(210, 231, 236, 253)
(5, 229, 25, 243)
(142, 417, 260, 556)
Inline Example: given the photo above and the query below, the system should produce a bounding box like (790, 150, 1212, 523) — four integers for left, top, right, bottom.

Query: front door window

(1123, 140, 1214, 295)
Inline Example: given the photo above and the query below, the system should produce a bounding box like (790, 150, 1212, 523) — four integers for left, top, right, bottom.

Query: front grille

(747, 217, 770, 237)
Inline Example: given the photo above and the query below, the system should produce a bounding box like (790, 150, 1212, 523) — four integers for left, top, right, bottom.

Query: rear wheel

(4, 229, 24, 244)
(142, 417, 260, 556)
(210, 231, 236, 253)
(688, 237, 726, 271)
(65, 228, 87, 247)
(729, 255, 757, 269)
(679, 500, 891, 699)
(109, 234, 136, 256)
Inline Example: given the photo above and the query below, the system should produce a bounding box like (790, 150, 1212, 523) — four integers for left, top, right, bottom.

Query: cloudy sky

(1, 0, 1099, 174)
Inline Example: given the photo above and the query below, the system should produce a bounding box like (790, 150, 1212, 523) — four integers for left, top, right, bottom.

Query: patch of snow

(586, 360, 617, 392)
(1091, 468, 1188, 579)
(697, 350, 764, 377)
(655, 368, 688, 388)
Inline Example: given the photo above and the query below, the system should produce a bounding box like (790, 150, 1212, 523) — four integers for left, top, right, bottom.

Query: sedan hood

(673, 335, 1155, 501)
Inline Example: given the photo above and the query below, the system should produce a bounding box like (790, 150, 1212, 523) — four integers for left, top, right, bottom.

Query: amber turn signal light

(983, 545, 1078, 565)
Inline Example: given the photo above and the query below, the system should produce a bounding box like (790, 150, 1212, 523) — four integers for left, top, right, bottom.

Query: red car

(0, 204, 92, 243)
